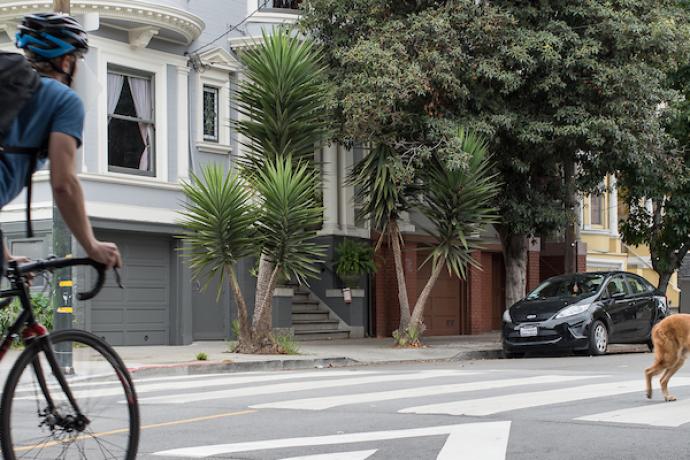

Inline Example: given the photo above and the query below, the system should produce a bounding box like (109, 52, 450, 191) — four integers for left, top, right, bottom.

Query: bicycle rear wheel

(0, 329, 139, 459)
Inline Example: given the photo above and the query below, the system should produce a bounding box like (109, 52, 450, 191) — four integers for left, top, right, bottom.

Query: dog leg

(645, 362, 666, 399)
(660, 359, 685, 402)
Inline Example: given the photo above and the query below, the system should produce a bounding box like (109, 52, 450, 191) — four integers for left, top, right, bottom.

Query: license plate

(520, 326, 538, 337)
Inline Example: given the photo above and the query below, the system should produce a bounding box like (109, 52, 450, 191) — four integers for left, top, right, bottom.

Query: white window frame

(202, 85, 220, 143)
(107, 66, 157, 177)
(194, 48, 237, 155)
(195, 70, 230, 154)
(95, 38, 171, 183)
(590, 192, 605, 227)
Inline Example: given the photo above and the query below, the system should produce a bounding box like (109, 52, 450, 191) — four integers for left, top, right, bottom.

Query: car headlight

(554, 303, 590, 319)
(502, 309, 512, 323)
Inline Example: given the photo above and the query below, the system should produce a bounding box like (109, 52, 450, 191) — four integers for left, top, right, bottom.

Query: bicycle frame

(0, 266, 86, 420)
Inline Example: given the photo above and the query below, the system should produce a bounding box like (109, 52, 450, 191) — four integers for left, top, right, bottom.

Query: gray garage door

(89, 232, 171, 346)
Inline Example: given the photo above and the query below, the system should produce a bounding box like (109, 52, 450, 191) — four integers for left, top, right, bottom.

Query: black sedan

(502, 271, 668, 357)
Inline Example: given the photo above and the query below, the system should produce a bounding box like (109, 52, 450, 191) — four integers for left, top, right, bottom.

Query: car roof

(544, 271, 642, 281)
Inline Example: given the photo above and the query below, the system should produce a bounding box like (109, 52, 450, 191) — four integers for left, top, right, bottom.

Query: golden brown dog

(645, 314, 690, 401)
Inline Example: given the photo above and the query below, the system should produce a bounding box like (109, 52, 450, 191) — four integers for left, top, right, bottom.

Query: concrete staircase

(291, 288, 350, 340)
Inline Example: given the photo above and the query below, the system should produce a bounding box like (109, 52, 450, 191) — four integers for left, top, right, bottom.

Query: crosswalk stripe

(136, 370, 478, 405)
(152, 422, 511, 459)
(279, 450, 377, 460)
(13, 372, 276, 395)
(251, 375, 605, 411)
(14, 370, 381, 401)
(576, 399, 690, 427)
(400, 377, 690, 416)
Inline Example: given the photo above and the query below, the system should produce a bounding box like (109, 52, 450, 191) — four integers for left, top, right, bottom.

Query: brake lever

(114, 267, 124, 289)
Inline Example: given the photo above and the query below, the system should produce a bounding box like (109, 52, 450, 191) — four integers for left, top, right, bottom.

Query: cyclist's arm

(3, 239, 29, 263)
(48, 132, 98, 255)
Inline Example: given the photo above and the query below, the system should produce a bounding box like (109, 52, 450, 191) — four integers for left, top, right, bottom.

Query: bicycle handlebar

(13, 257, 122, 301)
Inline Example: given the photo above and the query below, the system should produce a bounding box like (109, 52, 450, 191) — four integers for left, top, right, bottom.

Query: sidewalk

(0, 333, 651, 379)
(116, 333, 505, 377)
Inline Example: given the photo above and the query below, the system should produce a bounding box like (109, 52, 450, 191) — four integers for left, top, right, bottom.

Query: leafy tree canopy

(301, 0, 690, 239)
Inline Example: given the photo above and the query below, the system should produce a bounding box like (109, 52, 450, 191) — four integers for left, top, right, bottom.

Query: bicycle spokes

(3, 332, 137, 459)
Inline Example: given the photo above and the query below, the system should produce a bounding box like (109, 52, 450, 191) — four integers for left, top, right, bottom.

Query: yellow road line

(15, 409, 257, 452)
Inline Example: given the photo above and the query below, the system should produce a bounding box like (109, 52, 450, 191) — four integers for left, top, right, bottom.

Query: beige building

(580, 176, 680, 307)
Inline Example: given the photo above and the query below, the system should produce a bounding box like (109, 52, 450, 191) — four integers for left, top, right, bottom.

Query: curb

(126, 349, 506, 377)
(128, 357, 359, 377)
(125, 345, 650, 377)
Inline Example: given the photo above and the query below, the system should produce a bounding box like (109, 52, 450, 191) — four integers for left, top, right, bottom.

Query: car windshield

(526, 274, 606, 300)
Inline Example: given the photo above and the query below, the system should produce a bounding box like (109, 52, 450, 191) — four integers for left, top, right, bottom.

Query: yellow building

(580, 176, 680, 308)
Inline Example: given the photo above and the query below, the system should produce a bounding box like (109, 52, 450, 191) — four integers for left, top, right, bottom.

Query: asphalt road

(7, 350, 690, 459)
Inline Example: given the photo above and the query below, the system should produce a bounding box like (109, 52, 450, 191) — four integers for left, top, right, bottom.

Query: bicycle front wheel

(0, 329, 139, 459)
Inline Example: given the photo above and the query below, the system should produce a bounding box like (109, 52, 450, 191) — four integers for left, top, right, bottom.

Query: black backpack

(0, 51, 44, 239)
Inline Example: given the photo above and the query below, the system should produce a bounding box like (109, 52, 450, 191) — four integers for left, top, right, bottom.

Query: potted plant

(334, 239, 376, 303)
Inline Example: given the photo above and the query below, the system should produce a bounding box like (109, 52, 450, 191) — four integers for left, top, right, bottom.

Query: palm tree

(178, 165, 256, 351)
(405, 130, 499, 345)
(180, 29, 330, 353)
(179, 158, 324, 353)
(350, 143, 416, 333)
(234, 28, 331, 342)
(352, 129, 499, 346)
(250, 157, 325, 347)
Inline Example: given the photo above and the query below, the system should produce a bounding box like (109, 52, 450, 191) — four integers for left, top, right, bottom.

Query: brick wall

(527, 238, 541, 291)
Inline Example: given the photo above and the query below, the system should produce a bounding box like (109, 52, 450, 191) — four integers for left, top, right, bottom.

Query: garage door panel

(122, 265, 169, 284)
(94, 287, 127, 302)
(433, 298, 457, 315)
(125, 308, 167, 324)
(91, 308, 124, 324)
(434, 278, 456, 291)
(93, 330, 125, 345)
(125, 287, 168, 303)
(417, 251, 462, 336)
(124, 330, 167, 345)
(91, 232, 171, 346)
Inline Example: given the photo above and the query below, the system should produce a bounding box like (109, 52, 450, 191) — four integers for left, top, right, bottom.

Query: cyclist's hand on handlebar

(86, 241, 122, 269)
(8, 255, 34, 286)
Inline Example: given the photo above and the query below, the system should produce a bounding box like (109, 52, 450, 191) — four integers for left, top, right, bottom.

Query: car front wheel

(588, 320, 608, 355)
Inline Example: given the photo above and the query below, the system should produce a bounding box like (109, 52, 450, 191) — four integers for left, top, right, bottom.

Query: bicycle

(0, 257, 139, 459)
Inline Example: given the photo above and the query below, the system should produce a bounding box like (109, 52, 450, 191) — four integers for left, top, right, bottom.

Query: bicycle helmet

(15, 13, 88, 60)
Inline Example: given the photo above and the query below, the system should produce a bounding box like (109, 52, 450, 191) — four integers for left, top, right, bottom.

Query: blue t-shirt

(0, 77, 84, 207)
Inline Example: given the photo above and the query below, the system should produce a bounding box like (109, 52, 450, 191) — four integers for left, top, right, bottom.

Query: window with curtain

(590, 193, 604, 226)
(202, 85, 219, 142)
(107, 69, 155, 176)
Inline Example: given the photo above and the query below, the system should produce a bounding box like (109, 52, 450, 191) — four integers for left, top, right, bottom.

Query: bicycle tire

(0, 329, 139, 460)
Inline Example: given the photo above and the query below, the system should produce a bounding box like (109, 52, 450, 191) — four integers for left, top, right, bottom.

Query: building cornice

(0, 0, 204, 44)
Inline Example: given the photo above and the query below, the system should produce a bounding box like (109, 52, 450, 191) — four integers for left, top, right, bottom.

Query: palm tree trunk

(227, 267, 253, 352)
(252, 253, 274, 329)
(403, 257, 445, 346)
(389, 219, 411, 333)
(252, 264, 281, 352)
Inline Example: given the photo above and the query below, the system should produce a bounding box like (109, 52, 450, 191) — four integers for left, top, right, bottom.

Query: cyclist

(4, 13, 121, 269)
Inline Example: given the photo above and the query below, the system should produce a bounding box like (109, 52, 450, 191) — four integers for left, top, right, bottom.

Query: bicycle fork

(24, 325, 90, 433)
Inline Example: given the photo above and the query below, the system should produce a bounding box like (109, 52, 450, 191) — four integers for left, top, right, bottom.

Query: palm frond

(252, 156, 326, 285)
(235, 28, 332, 176)
(418, 128, 501, 279)
(178, 165, 257, 299)
(349, 144, 414, 233)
